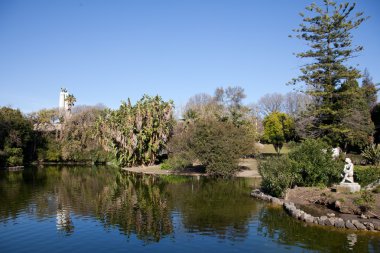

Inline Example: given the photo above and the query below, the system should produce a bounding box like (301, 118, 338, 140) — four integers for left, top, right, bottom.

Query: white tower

(59, 88, 69, 112)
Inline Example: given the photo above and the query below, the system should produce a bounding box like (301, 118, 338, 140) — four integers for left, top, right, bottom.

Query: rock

(325, 218, 335, 226)
(360, 214, 368, 219)
(345, 221, 357, 230)
(374, 223, 380, 231)
(271, 197, 283, 206)
(305, 214, 314, 223)
(334, 219, 345, 228)
(313, 217, 319, 224)
(334, 200, 342, 210)
(319, 216, 328, 226)
(352, 220, 366, 230)
(327, 213, 335, 218)
(363, 222, 375, 231)
(300, 212, 306, 221)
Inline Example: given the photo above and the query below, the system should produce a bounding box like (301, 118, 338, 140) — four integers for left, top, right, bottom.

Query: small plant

(361, 144, 380, 167)
(372, 185, 380, 194)
(355, 166, 380, 187)
(354, 191, 375, 212)
(160, 156, 191, 171)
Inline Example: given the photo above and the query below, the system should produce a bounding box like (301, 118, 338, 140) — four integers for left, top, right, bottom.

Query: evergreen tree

(290, 0, 373, 148)
(361, 68, 378, 109)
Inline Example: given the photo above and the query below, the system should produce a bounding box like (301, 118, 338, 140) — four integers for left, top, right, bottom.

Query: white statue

(341, 158, 354, 183)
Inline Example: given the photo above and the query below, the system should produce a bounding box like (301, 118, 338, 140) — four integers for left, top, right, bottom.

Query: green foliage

(168, 118, 255, 177)
(259, 139, 342, 197)
(97, 95, 174, 167)
(354, 191, 375, 212)
(259, 156, 296, 197)
(32, 106, 110, 164)
(0, 107, 34, 166)
(262, 112, 295, 155)
(4, 147, 23, 166)
(355, 166, 380, 187)
(191, 120, 253, 177)
(362, 144, 380, 166)
(37, 139, 62, 162)
(288, 139, 342, 187)
(372, 103, 380, 144)
(160, 156, 191, 171)
(290, 1, 373, 149)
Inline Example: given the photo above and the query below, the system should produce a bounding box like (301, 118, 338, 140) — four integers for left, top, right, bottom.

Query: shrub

(361, 144, 380, 166)
(355, 166, 380, 187)
(259, 139, 343, 197)
(167, 119, 255, 177)
(160, 156, 192, 171)
(259, 156, 297, 197)
(4, 147, 23, 166)
(191, 119, 254, 177)
(354, 191, 375, 212)
(288, 139, 342, 187)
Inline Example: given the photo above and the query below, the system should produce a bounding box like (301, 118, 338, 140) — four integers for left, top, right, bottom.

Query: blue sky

(1, 0, 379, 114)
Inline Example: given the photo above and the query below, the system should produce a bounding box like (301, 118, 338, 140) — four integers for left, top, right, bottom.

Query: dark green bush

(355, 166, 380, 187)
(259, 156, 297, 197)
(166, 119, 255, 177)
(288, 139, 342, 187)
(191, 120, 254, 177)
(259, 139, 343, 197)
(4, 147, 23, 166)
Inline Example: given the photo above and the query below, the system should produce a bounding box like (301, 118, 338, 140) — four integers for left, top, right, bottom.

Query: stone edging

(251, 189, 380, 232)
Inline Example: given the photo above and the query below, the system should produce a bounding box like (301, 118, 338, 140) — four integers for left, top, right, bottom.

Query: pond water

(0, 166, 379, 253)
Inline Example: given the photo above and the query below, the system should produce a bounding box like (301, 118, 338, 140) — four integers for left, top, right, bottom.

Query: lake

(0, 165, 379, 252)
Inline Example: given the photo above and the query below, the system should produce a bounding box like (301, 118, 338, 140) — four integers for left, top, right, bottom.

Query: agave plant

(362, 144, 380, 166)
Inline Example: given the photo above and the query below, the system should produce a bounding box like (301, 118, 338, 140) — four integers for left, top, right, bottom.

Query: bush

(361, 144, 380, 166)
(288, 139, 342, 187)
(166, 119, 255, 178)
(160, 156, 192, 170)
(259, 156, 297, 197)
(4, 147, 24, 166)
(259, 139, 343, 197)
(191, 120, 254, 177)
(355, 166, 380, 187)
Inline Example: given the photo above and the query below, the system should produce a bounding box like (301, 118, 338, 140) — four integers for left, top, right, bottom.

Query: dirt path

(122, 158, 261, 178)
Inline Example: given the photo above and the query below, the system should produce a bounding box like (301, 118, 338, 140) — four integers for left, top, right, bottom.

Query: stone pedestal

(336, 183, 361, 193)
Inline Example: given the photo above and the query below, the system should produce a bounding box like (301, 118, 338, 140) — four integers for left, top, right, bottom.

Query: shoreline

(122, 158, 261, 178)
(251, 189, 380, 232)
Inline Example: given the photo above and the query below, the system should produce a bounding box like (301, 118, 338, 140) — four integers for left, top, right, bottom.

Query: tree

(337, 79, 374, 150)
(283, 92, 312, 118)
(258, 93, 284, 116)
(262, 112, 295, 155)
(0, 107, 33, 166)
(290, 0, 372, 148)
(361, 68, 378, 109)
(65, 94, 76, 113)
(97, 95, 174, 167)
(372, 103, 380, 144)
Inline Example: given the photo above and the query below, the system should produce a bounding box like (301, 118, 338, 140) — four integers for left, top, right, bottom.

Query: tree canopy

(290, 0, 374, 149)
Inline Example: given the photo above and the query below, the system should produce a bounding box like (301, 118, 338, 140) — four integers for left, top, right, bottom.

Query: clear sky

(1, 0, 379, 114)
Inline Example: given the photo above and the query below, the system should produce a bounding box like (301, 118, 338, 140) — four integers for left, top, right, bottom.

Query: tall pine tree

(290, 0, 374, 149)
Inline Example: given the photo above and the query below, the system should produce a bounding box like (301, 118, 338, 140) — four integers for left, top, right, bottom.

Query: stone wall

(251, 189, 380, 232)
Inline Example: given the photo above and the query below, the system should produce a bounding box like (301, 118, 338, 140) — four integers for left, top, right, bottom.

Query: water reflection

(257, 205, 380, 252)
(1, 166, 380, 252)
